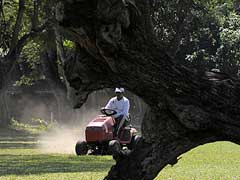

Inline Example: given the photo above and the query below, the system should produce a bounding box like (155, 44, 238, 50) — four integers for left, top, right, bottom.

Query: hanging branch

(4, 0, 48, 70)
(0, 0, 5, 19)
(32, 0, 40, 30)
(0, 0, 7, 53)
(8, 0, 26, 55)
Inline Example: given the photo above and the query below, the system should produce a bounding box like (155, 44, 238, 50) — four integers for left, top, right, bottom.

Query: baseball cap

(115, 88, 125, 93)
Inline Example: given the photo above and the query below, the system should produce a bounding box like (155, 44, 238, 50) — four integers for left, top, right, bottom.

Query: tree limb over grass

(56, 0, 240, 179)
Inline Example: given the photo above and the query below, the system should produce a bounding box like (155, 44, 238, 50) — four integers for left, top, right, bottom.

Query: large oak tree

(0, 0, 48, 125)
(56, 0, 240, 179)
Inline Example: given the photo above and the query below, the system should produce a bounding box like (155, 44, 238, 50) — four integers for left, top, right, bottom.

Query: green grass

(0, 133, 114, 180)
(0, 132, 239, 180)
(156, 142, 240, 180)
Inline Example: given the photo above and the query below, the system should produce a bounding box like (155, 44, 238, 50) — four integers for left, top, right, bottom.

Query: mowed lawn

(0, 133, 239, 180)
(156, 142, 240, 180)
(0, 134, 114, 180)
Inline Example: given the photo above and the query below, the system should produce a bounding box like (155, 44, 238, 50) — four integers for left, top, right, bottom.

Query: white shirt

(105, 96, 130, 118)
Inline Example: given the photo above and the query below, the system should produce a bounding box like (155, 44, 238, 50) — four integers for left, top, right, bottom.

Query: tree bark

(56, 0, 240, 179)
(0, 0, 47, 126)
(41, 26, 71, 123)
(8, 0, 25, 55)
(0, 62, 10, 127)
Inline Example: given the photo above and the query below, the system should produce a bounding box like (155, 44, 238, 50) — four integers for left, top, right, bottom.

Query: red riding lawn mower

(75, 108, 141, 155)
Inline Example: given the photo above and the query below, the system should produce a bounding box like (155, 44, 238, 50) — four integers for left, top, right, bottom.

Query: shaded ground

(0, 128, 38, 149)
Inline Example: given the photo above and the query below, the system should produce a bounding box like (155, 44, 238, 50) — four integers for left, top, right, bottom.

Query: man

(105, 88, 130, 137)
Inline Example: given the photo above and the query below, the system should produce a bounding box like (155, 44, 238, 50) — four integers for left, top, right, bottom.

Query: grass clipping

(38, 126, 85, 154)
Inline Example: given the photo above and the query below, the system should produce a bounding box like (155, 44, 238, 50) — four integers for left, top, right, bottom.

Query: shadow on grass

(0, 129, 38, 143)
(0, 142, 37, 149)
(0, 130, 39, 149)
(0, 130, 114, 176)
(0, 138, 38, 149)
(0, 154, 114, 176)
(0, 136, 37, 142)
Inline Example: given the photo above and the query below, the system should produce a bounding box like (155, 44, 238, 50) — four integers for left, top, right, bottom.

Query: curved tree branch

(3, 21, 48, 74)
(56, 0, 240, 179)
(8, 0, 25, 55)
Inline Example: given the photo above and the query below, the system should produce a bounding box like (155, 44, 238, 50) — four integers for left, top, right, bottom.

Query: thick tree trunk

(0, 91, 9, 126)
(56, 0, 240, 179)
(0, 24, 45, 126)
(0, 0, 46, 126)
(0, 61, 12, 126)
(41, 27, 60, 121)
(8, 0, 25, 55)
(42, 26, 76, 124)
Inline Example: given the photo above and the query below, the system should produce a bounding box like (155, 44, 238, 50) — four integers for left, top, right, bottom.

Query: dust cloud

(8, 88, 145, 154)
(38, 127, 84, 154)
(38, 109, 99, 154)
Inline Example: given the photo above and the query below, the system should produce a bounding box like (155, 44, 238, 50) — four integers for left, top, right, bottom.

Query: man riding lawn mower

(75, 88, 141, 155)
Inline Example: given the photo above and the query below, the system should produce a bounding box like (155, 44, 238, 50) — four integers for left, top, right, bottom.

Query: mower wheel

(129, 135, 141, 150)
(75, 141, 88, 155)
(108, 140, 121, 155)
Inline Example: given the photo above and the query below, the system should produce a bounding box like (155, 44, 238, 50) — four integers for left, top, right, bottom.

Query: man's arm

(122, 99, 130, 117)
(105, 98, 113, 109)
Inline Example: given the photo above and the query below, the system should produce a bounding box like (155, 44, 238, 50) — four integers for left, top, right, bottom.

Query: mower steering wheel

(101, 108, 117, 116)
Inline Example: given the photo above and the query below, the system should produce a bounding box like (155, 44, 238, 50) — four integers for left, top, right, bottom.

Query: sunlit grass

(0, 134, 114, 180)
(0, 132, 239, 180)
(0, 148, 114, 180)
(156, 142, 240, 180)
